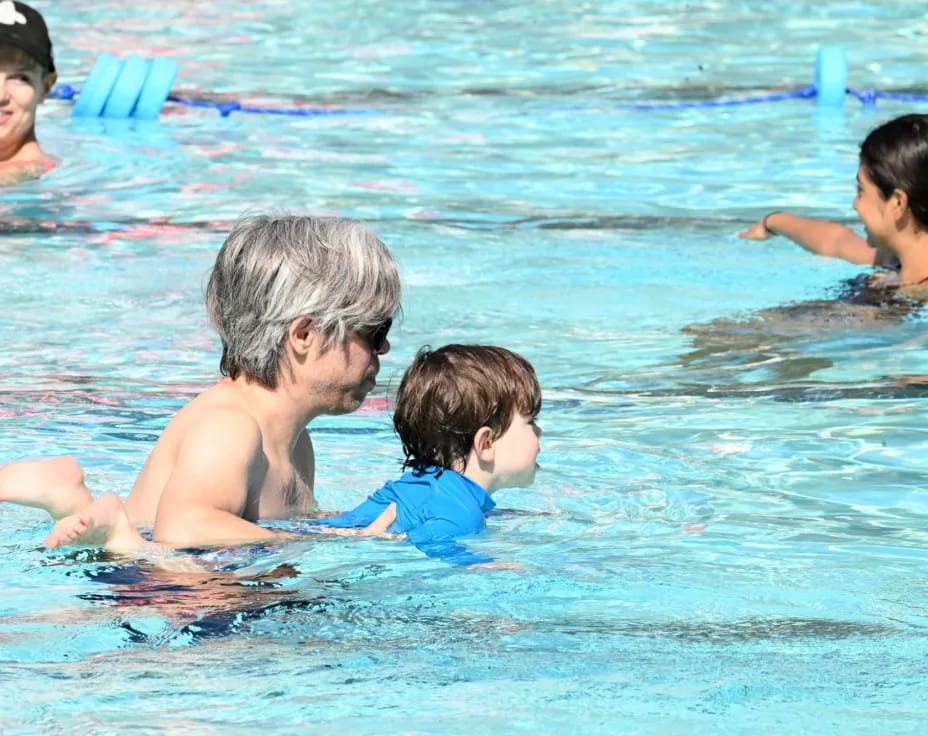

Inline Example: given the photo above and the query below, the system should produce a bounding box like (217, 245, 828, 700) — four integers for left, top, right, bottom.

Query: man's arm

(738, 212, 884, 265)
(152, 410, 280, 547)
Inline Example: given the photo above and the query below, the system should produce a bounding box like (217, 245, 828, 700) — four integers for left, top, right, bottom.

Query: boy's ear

(472, 426, 496, 462)
(287, 316, 315, 356)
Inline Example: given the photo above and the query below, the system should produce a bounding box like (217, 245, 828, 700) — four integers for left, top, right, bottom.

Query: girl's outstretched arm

(739, 212, 890, 266)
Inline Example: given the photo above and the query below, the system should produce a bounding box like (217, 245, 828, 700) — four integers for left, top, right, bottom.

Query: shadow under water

(677, 275, 926, 384)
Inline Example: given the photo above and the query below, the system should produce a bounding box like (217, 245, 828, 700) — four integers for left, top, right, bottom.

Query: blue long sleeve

(317, 468, 496, 564)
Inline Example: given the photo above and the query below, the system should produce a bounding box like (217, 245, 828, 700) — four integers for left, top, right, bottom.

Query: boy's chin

(517, 467, 539, 487)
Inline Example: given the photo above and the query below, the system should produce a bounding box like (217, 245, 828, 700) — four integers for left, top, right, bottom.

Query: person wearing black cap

(0, 0, 56, 179)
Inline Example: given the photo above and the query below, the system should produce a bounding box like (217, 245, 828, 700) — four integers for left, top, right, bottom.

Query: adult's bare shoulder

(178, 406, 265, 473)
(159, 407, 266, 517)
(127, 385, 259, 524)
(152, 405, 272, 545)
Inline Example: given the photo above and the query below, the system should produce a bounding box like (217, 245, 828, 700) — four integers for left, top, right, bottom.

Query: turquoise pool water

(3, 1, 928, 733)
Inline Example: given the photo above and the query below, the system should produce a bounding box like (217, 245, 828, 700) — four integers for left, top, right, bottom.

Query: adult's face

(0, 49, 54, 158)
(305, 325, 391, 415)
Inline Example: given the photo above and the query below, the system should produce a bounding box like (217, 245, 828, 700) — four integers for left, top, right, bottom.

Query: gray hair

(205, 214, 401, 388)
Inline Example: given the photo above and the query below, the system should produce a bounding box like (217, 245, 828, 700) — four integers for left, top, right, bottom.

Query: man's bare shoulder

(127, 382, 264, 524)
(160, 382, 264, 452)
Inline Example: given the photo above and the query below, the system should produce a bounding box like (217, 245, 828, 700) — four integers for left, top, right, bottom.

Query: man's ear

(472, 426, 496, 463)
(286, 316, 315, 357)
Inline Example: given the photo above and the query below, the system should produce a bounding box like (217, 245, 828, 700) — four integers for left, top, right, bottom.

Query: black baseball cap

(0, 1, 54, 73)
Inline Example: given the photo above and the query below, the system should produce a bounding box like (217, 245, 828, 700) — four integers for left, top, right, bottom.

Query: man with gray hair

(0, 215, 401, 548)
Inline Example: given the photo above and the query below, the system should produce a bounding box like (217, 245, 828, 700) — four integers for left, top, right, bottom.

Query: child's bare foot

(0, 457, 94, 519)
(44, 493, 145, 554)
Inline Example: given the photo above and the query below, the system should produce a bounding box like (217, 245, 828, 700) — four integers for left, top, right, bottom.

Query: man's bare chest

(249, 465, 314, 520)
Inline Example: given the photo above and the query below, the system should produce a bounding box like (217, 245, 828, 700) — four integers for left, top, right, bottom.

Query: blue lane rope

(48, 83, 928, 116)
(846, 88, 928, 105)
(44, 46, 928, 118)
(164, 95, 376, 117)
(48, 84, 76, 100)
(611, 84, 817, 110)
(607, 85, 928, 111)
(48, 84, 377, 117)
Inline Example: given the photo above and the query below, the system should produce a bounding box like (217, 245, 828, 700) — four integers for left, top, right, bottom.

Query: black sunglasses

(363, 318, 392, 352)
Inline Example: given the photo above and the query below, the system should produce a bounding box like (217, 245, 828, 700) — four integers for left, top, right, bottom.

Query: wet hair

(859, 113, 928, 228)
(393, 344, 541, 473)
(205, 214, 400, 389)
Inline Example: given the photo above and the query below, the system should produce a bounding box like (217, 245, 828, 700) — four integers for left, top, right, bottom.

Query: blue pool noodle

(73, 54, 177, 119)
(133, 57, 179, 120)
(814, 46, 847, 106)
(71, 52, 121, 117)
(102, 55, 150, 118)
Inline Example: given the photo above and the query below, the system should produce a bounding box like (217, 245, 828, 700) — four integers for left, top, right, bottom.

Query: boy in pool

(738, 114, 928, 291)
(0, 1, 58, 180)
(42, 344, 543, 566)
(312, 343, 542, 563)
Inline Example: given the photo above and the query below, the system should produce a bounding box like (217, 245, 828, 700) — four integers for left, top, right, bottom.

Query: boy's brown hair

(393, 344, 541, 473)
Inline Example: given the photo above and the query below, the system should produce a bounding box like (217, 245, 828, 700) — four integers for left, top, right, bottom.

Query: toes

(43, 518, 88, 548)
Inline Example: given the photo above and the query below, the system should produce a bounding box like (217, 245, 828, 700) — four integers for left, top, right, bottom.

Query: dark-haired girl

(740, 113, 928, 290)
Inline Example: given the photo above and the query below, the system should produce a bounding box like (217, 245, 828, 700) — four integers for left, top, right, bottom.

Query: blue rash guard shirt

(316, 467, 496, 565)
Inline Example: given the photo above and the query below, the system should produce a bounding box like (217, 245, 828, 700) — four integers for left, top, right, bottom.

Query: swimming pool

(3, 0, 928, 733)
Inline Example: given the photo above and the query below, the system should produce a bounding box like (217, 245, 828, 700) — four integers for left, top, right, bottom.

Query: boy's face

(0, 46, 54, 151)
(487, 413, 542, 492)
